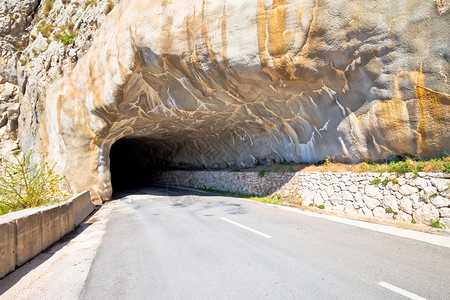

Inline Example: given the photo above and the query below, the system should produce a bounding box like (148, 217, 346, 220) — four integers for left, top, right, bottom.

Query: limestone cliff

(0, 0, 119, 165)
(11, 0, 450, 200)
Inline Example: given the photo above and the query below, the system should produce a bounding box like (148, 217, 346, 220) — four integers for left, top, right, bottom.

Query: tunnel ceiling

(29, 0, 450, 200)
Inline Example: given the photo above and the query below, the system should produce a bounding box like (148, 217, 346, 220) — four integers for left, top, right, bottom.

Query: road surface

(1, 185, 450, 299)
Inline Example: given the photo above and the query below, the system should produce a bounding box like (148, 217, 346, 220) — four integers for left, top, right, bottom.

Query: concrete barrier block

(15, 208, 43, 267)
(0, 217, 16, 278)
(59, 201, 74, 237)
(41, 204, 61, 250)
(72, 190, 94, 226)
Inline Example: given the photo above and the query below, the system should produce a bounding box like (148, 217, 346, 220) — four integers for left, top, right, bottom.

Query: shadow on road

(0, 207, 100, 296)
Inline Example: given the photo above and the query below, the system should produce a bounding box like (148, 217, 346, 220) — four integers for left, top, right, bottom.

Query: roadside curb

(0, 191, 94, 279)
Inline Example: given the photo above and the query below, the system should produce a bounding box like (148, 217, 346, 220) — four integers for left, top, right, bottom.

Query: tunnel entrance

(109, 137, 159, 193)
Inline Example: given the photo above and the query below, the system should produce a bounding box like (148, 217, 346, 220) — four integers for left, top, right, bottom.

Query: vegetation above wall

(231, 153, 450, 176)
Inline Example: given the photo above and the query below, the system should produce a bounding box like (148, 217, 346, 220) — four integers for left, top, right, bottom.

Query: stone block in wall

(362, 207, 373, 217)
(423, 186, 437, 196)
(397, 211, 412, 223)
(440, 217, 450, 228)
(344, 202, 358, 217)
(430, 179, 448, 192)
(60, 201, 74, 237)
(363, 196, 380, 210)
(313, 193, 324, 206)
(373, 207, 388, 218)
(431, 196, 450, 208)
(399, 184, 419, 196)
(348, 184, 358, 193)
(342, 191, 353, 201)
(400, 197, 413, 214)
(440, 208, 450, 218)
(386, 181, 399, 191)
(331, 203, 343, 212)
(15, 208, 43, 267)
(409, 177, 428, 190)
(0, 217, 16, 278)
(413, 203, 439, 224)
(382, 195, 399, 212)
(320, 190, 329, 201)
(410, 194, 423, 210)
(365, 185, 383, 200)
(41, 204, 61, 251)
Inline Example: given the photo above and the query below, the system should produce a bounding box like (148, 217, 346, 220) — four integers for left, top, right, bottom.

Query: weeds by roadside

(0, 151, 68, 215)
(198, 188, 283, 205)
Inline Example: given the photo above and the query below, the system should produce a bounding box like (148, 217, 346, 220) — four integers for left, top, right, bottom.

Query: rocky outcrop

(0, 0, 119, 166)
(12, 0, 450, 200)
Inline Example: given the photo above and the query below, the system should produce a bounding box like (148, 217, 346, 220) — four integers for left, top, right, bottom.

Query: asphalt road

(78, 185, 450, 300)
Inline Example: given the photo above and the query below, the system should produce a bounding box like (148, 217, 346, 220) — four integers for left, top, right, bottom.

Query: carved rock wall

(27, 0, 450, 200)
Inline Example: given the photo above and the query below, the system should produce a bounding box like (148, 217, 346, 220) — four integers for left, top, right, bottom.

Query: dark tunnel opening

(109, 137, 160, 194)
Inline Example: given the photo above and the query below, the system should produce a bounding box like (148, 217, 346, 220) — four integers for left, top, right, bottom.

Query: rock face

(0, 0, 120, 167)
(16, 0, 450, 200)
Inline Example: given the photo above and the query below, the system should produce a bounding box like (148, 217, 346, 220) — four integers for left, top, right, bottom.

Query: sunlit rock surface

(27, 0, 450, 200)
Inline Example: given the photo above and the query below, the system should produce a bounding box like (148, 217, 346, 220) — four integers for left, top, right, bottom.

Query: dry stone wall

(155, 171, 450, 229)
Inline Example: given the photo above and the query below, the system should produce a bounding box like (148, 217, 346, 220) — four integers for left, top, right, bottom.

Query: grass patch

(385, 207, 398, 215)
(372, 178, 382, 184)
(58, 32, 75, 45)
(382, 178, 389, 185)
(318, 204, 325, 209)
(430, 218, 441, 228)
(37, 21, 55, 38)
(258, 170, 265, 178)
(197, 188, 283, 205)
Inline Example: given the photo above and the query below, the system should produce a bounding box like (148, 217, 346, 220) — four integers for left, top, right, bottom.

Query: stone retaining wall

(0, 191, 94, 279)
(156, 171, 450, 229)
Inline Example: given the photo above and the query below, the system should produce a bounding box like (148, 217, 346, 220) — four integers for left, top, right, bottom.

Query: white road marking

(221, 217, 272, 238)
(276, 206, 450, 248)
(157, 185, 450, 248)
(377, 281, 427, 300)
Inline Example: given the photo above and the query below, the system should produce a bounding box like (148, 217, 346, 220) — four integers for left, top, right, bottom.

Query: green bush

(318, 204, 325, 209)
(430, 218, 441, 228)
(0, 151, 67, 215)
(258, 170, 265, 178)
(382, 178, 389, 185)
(372, 178, 382, 184)
(59, 32, 75, 45)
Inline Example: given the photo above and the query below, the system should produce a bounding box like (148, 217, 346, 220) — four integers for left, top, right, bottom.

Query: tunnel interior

(109, 129, 285, 195)
(109, 136, 203, 194)
(110, 137, 163, 193)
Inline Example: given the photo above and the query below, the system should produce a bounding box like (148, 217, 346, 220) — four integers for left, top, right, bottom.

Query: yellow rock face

(30, 0, 449, 200)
